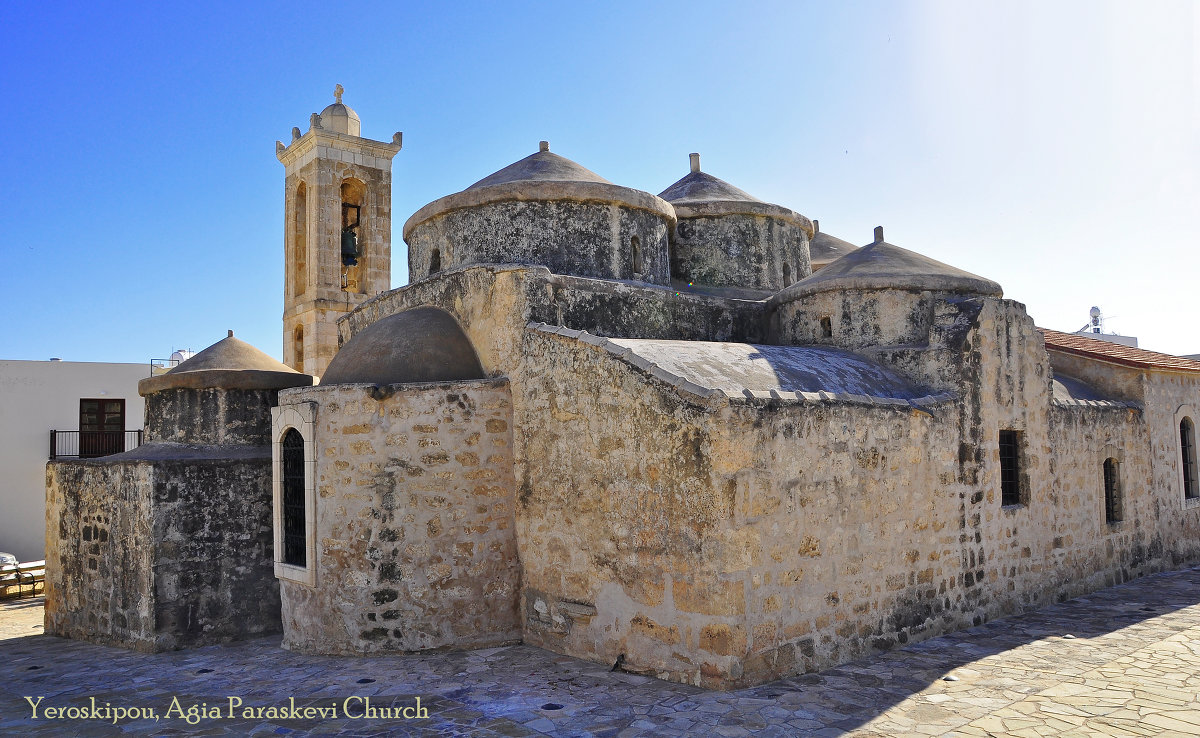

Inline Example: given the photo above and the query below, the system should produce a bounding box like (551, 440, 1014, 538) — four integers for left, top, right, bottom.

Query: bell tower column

(277, 85, 402, 378)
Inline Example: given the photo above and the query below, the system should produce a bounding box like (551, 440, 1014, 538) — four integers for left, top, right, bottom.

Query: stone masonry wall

(406, 201, 671, 285)
(513, 329, 736, 686)
(45, 454, 279, 651)
(145, 388, 282, 446)
(670, 214, 811, 292)
(276, 379, 520, 654)
(46, 461, 156, 650)
(338, 265, 769, 380)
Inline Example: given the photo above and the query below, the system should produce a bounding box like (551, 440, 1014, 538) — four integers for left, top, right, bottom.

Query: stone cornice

(277, 127, 402, 167)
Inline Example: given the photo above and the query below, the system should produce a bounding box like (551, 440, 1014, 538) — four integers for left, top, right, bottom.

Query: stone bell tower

(277, 85, 402, 377)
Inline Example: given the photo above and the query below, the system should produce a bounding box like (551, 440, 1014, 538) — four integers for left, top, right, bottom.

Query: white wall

(0, 360, 147, 561)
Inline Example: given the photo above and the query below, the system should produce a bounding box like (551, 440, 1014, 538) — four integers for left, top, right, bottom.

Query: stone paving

(3, 567, 1200, 736)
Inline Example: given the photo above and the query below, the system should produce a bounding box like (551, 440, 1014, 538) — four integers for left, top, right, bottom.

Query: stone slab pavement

(2, 567, 1200, 736)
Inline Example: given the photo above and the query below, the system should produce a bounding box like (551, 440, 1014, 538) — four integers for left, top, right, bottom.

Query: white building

(0, 360, 147, 561)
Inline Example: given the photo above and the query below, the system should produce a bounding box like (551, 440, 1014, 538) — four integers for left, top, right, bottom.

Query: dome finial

(874, 226, 884, 243)
(690, 152, 700, 173)
(334, 84, 344, 104)
(539, 140, 549, 152)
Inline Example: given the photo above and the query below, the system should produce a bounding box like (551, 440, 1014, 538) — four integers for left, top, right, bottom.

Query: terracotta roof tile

(1040, 328, 1200, 373)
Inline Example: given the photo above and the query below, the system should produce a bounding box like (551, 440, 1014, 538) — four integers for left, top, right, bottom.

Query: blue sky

(1, 0, 1197, 362)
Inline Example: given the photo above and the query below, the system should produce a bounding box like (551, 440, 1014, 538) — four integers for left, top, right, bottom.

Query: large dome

(403, 142, 675, 285)
(322, 307, 486, 385)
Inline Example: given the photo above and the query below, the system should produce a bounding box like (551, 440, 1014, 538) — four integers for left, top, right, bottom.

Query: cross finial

(334, 84, 344, 104)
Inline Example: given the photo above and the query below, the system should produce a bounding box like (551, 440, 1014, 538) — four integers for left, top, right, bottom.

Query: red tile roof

(1039, 328, 1200, 373)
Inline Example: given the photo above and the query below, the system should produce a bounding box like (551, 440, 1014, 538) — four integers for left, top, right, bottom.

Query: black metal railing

(49, 430, 143, 460)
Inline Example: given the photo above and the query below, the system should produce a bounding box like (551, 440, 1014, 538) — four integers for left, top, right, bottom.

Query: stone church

(45, 89, 1200, 688)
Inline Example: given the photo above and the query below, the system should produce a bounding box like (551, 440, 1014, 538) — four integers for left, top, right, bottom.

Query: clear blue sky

(1, 0, 1196, 362)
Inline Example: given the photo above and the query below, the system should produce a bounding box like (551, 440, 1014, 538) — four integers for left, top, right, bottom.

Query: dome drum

(670, 210, 811, 292)
(659, 156, 813, 292)
(402, 145, 675, 285)
(406, 197, 672, 285)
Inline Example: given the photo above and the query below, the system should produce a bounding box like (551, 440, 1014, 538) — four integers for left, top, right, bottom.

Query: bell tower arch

(277, 85, 402, 377)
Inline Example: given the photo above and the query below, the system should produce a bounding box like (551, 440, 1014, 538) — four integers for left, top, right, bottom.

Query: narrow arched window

(631, 236, 643, 276)
(1182, 418, 1199, 500)
(292, 326, 304, 374)
(281, 429, 306, 567)
(293, 182, 307, 297)
(783, 262, 792, 285)
(429, 248, 441, 275)
(1103, 457, 1121, 523)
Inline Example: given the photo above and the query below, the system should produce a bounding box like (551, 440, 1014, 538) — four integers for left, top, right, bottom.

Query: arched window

(293, 182, 307, 297)
(1103, 457, 1121, 523)
(631, 236, 643, 276)
(281, 428, 306, 567)
(292, 326, 304, 374)
(783, 262, 792, 285)
(429, 248, 441, 275)
(340, 179, 367, 294)
(1182, 418, 1198, 499)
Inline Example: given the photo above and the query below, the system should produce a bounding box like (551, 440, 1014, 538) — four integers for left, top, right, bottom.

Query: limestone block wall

(1144, 372, 1200, 561)
(275, 379, 520, 654)
(338, 266, 769, 380)
(405, 201, 671, 285)
(45, 453, 279, 651)
(513, 328, 737, 686)
(670, 214, 811, 291)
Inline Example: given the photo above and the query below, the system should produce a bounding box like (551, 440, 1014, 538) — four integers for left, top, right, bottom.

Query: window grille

(281, 429, 306, 567)
(1103, 457, 1121, 523)
(999, 430, 1022, 506)
(1182, 418, 1199, 500)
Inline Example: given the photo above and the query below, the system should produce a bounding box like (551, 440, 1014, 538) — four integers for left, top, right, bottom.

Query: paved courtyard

(2, 567, 1200, 737)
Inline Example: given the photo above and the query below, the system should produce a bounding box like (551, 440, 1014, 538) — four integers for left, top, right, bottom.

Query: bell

(341, 228, 359, 266)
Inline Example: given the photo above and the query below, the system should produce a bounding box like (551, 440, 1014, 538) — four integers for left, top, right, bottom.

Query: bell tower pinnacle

(276, 86, 402, 378)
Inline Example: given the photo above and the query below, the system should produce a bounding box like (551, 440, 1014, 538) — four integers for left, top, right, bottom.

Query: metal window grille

(999, 430, 1021, 506)
(281, 429, 307, 567)
(1103, 458, 1121, 523)
(1182, 419, 1199, 500)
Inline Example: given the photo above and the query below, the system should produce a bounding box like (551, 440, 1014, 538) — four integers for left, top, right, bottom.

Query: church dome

(139, 331, 313, 395)
(322, 307, 486, 385)
(658, 153, 812, 292)
(403, 142, 675, 285)
(809, 220, 858, 271)
(777, 227, 1002, 300)
(318, 85, 361, 136)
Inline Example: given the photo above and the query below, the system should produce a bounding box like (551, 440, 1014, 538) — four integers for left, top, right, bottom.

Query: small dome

(658, 171, 761, 205)
(809, 221, 858, 270)
(777, 228, 1003, 300)
(323, 307, 486, 385)
(318, 84, 361, 136)
(139, 331, 313, 395)
(658, 154, 811, 232)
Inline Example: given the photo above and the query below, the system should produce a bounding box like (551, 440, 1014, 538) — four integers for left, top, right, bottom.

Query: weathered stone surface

(669, 213, 812, 291)
(275, 379, 520, 654)
(144, 388, 283, 446)
(406, 200, 672, 286)
(45, 455, 279, 652)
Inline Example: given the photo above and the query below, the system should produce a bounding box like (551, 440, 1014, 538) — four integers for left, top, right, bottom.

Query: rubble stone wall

(45, 454, 279, 651)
